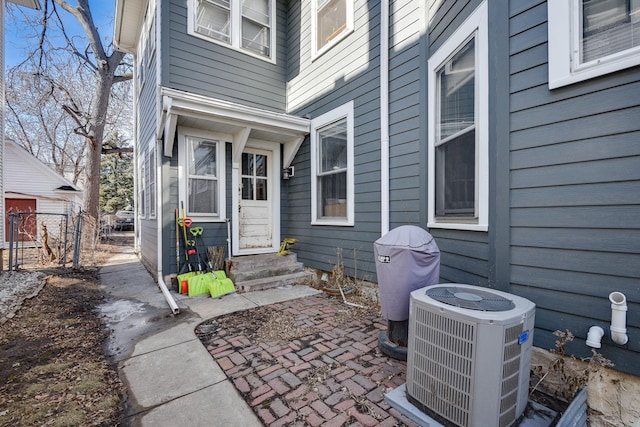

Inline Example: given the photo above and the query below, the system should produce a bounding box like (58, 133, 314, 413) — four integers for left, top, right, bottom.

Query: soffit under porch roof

(160, 88, 310, 168)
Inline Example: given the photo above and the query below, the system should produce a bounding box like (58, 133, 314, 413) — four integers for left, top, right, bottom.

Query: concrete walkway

(98, 243, 320, 426)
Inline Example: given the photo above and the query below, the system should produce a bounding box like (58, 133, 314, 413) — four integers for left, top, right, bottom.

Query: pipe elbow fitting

(609, 291, 628, 346)
(586, 326, 605, 348)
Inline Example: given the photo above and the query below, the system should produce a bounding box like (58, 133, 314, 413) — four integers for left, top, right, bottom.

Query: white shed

(4, 139, 82, 245)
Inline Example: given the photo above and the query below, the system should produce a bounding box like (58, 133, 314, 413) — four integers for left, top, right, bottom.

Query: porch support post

(230, 127, 250, 257)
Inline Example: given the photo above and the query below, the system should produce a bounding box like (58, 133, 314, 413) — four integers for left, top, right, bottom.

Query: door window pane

(581, 0, 640, 63)
(256, 178, 267, 200)
(255, 154, 267, 177)
(242, 177, 253, 200)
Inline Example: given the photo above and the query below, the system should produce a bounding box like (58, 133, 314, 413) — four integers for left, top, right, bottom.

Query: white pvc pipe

(586, 326, 604, 348)
(609, 291, 628, 345)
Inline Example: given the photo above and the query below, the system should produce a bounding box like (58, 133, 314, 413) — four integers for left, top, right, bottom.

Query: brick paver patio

(196, 293, 419, 426)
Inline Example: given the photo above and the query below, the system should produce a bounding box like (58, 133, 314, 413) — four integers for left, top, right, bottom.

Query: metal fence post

(61, 213, 69, 267)
(8, 213, 15, 271)
(73, 211, 83, 268)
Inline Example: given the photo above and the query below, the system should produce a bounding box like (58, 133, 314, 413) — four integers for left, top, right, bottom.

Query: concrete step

(235, 270, 314, 293)
(230, 262, 306, 282)
(226, 253, 314, 293)
(227, 253, 299, 270)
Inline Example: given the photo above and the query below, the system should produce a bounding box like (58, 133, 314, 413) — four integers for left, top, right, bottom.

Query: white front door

(238, 148, 274, 251)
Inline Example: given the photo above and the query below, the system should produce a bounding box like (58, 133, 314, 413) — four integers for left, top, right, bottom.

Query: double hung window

(190, 0, 275, 60)
(311, 102, 354, 225)
(313, 0, 353, 57)
(148, 145, 156, 218)
(427, 2, 488, 231)
(186, 136, 222, 217)
(548, 0, 640, 88)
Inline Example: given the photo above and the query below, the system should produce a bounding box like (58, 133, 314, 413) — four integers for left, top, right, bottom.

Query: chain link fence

(3, 210, 114, 271)
(6, 211, 76, 271)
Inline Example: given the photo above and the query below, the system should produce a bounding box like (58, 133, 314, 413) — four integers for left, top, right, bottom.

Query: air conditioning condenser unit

(406, 284, 536, 427)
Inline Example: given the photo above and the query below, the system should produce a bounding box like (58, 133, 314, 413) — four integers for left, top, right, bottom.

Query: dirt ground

(0, 234, 131, 427)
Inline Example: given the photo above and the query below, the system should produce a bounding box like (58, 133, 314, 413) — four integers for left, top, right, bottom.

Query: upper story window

(188, 0, 275, 61)
(427, 1, 488, 232)
(311, 102, 354, 226)
(548, 0, 640, 88)
(312, 0, 353, 58)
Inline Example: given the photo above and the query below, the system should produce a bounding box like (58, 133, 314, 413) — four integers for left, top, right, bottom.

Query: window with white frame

(427, 1, 488, 231)
(548, 0, 640, 88)
(148, 145, 156, 218)
(179, 130, 226, 219)
(311, 101, 354, 225)
(139, 153, 146, 217)
(188, 0, 275, 60)
(312, 0, 353, 57)
(137, 2, 155, 92)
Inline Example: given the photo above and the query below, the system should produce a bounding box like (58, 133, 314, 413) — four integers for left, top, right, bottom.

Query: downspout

(380, 0, 390, 236)
(156, 137, 179, 315)
(153, 1, 178, 315)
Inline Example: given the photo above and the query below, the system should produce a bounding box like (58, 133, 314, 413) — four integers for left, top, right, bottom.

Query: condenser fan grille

(426, 286, 515, 311)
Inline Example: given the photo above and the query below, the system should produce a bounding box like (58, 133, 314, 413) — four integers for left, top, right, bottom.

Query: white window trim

(427, 1, 488, 232)
(311, 101, 355, 226)
(148, 142, 157, 219)
(548, 1, 640, 89)
(187, 0, 277, 63)
(178, 127, 228, 222)
(311, 0, 354, 60)
(138, 151, 146, 219)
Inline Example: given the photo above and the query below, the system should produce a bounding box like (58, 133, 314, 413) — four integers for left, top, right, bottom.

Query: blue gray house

(114, 0, 639, 376)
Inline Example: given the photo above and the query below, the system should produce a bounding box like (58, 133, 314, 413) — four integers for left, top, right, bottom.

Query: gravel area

(0, 271, 47, 324)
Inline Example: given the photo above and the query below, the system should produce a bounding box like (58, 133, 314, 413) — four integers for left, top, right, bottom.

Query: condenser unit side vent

(407, 303, 477, 427)
(499, 324, 524, 427)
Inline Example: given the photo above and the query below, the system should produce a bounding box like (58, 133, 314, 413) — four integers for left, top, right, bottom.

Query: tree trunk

(82, 54, 123, 221)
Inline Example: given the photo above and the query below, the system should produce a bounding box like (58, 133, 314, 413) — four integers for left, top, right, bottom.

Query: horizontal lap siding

(139, 30, 159, 274)
(389, 0, 422, 229)
(284, 0, 383, 280)
(509, 1, 640, 373)
(164, 0, 287, 112)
